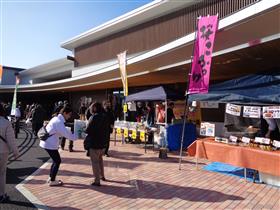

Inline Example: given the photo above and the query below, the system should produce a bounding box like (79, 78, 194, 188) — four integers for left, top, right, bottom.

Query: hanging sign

(243, 106, 261, 118)
(116, 127, 121, 135)
(263, 106, 280, 119)
(225, 103, 241, 116)
(131, 130, 137, 139)
(188, 15, 219, 94)
(123, 104, 128, 113)
(140, 131, 145, 141)
(123, 128, 128, 138)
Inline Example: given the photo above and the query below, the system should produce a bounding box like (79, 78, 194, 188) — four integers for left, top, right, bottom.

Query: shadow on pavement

(6, 167, 38, 184)
(2, 200, 80, 210)
(109, 149, 205, 165)
(59, 179, 244, 202)
(62, 157, 143, 169)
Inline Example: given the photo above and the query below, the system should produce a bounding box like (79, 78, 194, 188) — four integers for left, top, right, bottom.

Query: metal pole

(165, 99, 168, 148)
(178, 15, 200, 170)
(114, 128, 117, 146)
(179, 95, 188, 170)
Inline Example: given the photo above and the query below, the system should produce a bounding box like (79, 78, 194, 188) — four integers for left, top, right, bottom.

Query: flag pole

(179, 16, 201, 170)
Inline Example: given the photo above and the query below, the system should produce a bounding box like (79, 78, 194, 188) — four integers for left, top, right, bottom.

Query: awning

(189, 69, 280, 105)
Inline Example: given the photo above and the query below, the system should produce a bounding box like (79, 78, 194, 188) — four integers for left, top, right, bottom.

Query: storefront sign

(226, 103, 241, 116)
(188, 15, 218, 94)
(200, 101, 219, 109)
(263, 106, 280, 119)
(243, 106, 261, 118)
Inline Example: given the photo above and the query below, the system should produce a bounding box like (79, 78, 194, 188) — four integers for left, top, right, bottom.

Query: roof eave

(60, 0, 198, 50)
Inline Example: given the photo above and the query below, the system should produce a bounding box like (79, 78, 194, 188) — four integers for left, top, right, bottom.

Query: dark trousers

(60, 137, 73, 149)
(45, 149, 61, 181)
(104, 135, 110, 155)
(15, 118, 20, 138)
(32, 122, 43, 136)
(104, 142, 109, 155)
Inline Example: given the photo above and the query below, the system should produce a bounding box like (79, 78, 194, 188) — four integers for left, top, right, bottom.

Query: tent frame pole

(165, 99, 168, 148)
(179, 94, 189, 170)
(179, 15, 200, 170)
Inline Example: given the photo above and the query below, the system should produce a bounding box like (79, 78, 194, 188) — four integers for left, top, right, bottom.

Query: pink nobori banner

(188, 15, 218, 95)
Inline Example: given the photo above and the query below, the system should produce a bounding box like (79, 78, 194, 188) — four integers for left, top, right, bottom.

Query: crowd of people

(0, 99, 115, 203)
(126, 101, 175, 125)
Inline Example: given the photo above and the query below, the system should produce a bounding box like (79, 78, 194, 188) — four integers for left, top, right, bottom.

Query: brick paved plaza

(22, 139, 280, 210)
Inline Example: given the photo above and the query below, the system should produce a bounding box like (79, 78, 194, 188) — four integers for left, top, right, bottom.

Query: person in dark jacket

(167, 102, 175, 124)
(146, 102, 155, 126)
(85, 102, 109, 186)
(32, 104, 47, 136)
(103, 101, 115, 157)
(53, 101, 64, 116)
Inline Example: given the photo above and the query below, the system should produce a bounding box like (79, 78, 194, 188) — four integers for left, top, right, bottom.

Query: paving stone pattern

(23, 138, 280, 210)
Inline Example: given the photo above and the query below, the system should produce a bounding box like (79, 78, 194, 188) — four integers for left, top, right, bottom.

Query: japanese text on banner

(188, 15, 218, 94)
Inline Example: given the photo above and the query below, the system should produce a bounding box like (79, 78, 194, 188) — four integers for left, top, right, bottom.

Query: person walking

(32, 104, 47, 136)
(60, 110, 79, 152)
(0, 103, 19, 203)
(103, 101, 115, 157)
(39, 106, 78, 186)
(85, 102, 109, 186)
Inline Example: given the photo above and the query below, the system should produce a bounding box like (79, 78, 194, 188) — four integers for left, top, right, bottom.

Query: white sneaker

(46, 177, 51, 184)
(49, 180, 63, 186)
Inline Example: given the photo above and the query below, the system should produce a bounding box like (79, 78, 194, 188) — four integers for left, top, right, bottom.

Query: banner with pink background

(188, 15, 218, 94)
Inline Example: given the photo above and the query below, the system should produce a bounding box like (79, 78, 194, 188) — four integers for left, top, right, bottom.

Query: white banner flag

(117, 51, 128, 96)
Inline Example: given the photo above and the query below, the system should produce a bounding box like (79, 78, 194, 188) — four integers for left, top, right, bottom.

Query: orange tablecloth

(188, 137, 280, 176)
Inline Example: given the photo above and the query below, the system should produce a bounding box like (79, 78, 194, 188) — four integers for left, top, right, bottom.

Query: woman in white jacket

(0, 104, 19, 203)
(40, 106, 78, 186)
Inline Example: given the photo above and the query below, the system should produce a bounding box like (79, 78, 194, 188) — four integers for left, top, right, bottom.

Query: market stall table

(188, 137, 280, 179)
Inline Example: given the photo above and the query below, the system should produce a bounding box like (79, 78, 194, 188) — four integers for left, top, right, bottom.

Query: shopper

(39, 105, 78, 186)
(60, 110, 79, 152)
(103, 101, 115, 157)
(85, 102, 108, 186)
(167, 102, 175, 124)
(32, 104, 47, 136)
(79, 103, 87, 121)
(0, 103, 19, 203)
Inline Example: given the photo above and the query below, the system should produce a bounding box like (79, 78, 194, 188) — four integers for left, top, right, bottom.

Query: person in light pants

(0, 104, 19, 203)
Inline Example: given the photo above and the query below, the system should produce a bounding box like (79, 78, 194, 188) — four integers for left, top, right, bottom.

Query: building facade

(0, 0, 279, 111)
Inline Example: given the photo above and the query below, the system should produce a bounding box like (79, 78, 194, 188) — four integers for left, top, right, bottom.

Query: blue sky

(0, 0, 152, 69)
